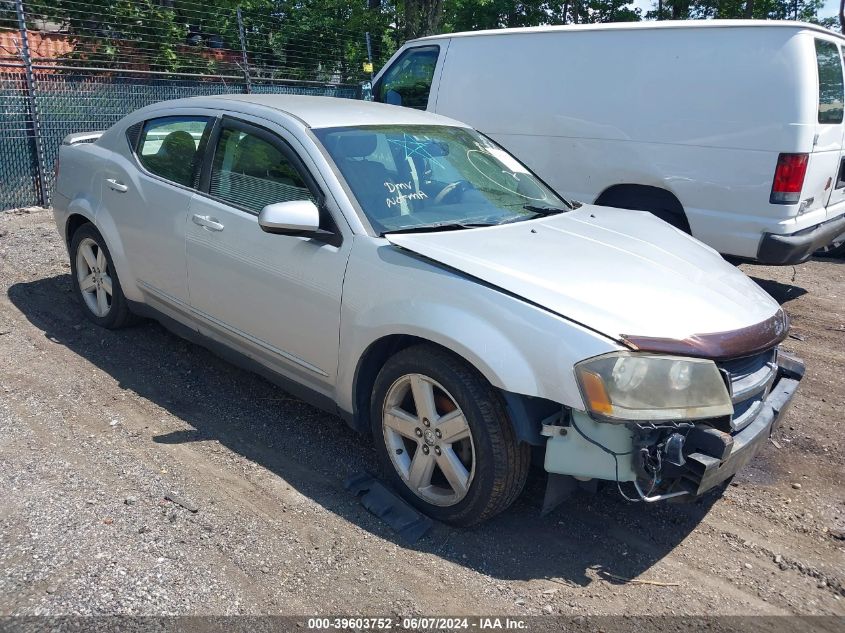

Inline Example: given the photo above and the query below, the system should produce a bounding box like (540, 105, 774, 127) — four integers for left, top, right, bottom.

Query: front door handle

(105, 178, 128, 193)
(192, 214, 224, 232)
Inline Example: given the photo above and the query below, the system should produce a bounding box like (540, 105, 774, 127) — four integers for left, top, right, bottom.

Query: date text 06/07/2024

(306, 617, 529, 630)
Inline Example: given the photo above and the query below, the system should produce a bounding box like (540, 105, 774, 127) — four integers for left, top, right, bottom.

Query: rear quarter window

(136, 116, 210, 187)
(815, 39, 844, 124)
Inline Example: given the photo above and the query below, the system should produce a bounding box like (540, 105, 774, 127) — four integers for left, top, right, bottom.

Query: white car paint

(373, 20, 845, 264)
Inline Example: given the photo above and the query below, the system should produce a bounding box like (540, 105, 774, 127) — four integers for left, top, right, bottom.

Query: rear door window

(815, 39, 844, 124)
(376, 46, 440, 110)
(136, 116, 210, 187)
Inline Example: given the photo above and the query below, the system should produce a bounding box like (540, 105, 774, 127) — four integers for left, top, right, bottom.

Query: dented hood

(386, 206, 783, 347)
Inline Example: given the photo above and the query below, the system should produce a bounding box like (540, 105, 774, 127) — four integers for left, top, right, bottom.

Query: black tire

(370, 344, 530, 526)
(815, 235, 845, 258)
(69, 223, 138, 329)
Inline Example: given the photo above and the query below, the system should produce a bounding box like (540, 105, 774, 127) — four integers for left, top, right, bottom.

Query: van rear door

(809, 38, 845, 216)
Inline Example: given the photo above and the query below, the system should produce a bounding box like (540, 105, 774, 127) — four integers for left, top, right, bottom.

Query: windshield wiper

(487, 205, 570, 226)
(382, 221, 497, 236)
(522, 204, 570, 216)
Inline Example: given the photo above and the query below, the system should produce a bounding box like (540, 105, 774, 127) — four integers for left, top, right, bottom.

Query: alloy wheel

(75, 237, 113, 318)
(381, 373, 476, 507)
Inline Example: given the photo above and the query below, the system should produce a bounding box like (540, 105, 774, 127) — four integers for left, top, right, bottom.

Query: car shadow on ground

(9, 274, 722, 588)
(750, 276, 807, 305)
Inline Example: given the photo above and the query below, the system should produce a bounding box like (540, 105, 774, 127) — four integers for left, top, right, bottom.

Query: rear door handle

(192, 214, 224, 232)
(105, 178, 128, 193)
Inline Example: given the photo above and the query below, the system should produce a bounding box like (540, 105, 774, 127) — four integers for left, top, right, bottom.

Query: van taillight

(770, 153, 809, 204)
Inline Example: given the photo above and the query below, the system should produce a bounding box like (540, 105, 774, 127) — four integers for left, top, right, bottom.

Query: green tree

(20, 0, 833, 84)
(444, 0, 553, 31)
(24, 0, 206, 73)
(23, 0, 386, 81)
(239, 0, 388, 82)
(644, 0, 824, 19)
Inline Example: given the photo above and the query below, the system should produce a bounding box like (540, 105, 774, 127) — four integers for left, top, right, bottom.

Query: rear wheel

(69, 224, 137, 329)
(370, 344, 530, 526)
(815, 233, 845, 258)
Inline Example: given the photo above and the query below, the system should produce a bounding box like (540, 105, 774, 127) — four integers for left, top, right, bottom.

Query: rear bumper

(757, 214, 845, 265)
(679, 353, 804, 496)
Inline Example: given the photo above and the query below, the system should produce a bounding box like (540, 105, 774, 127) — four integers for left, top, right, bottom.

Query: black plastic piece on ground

(344, 472, 432, 544)
(541, 473, 577, 516)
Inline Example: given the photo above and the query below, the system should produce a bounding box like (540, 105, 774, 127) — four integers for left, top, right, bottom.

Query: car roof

(156, 94, 469, 130)
(410, 19, 845, 43)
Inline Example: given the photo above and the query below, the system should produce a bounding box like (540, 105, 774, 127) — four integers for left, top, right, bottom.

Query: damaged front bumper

(674, 353, 802, 498)
(543, 351, 804, 503)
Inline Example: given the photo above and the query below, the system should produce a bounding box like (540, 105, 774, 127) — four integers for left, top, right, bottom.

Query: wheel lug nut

(435, 429, 441, 438)
(422, 445, 429, 455)
(434, 446, 441, 456)
(415, 428, 422, 437)
(423, 418, 430, 427)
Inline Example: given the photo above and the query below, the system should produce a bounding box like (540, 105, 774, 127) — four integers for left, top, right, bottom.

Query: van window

(376, 46, 439, 110)
(815, 39, 844, 124)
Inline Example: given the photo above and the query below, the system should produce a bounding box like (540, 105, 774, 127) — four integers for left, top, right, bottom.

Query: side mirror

(258, 200, 321, 235)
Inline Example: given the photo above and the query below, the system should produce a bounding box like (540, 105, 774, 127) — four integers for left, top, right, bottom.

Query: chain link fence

(0, 0, 369, 210)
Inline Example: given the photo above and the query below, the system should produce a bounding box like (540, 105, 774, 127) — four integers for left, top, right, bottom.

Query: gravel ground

(0, 207, 843, 617)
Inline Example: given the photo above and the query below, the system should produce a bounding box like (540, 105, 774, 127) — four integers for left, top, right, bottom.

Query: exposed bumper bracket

(680, 366, 802, 496)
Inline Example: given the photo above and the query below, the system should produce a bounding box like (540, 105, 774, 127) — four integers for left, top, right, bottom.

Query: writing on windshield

(315, 125, 567, 233)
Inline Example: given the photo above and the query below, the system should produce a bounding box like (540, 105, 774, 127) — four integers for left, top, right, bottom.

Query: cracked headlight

(575, 352, 733, 422)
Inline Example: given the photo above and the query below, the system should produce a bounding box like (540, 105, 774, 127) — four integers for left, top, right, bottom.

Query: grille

(716, 348, 778, 433)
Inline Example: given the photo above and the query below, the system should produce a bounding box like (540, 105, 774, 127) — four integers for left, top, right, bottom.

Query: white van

(371, 20, 845, 264)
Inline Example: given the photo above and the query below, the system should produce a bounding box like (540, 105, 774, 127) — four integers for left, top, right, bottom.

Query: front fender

(335, 238, 619, 414)
(345, 300, 540, 396)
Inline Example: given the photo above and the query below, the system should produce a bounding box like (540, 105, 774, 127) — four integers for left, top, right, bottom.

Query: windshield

(314, 125, 569, 234)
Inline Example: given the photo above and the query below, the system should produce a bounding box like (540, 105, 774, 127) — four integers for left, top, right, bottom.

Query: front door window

(376, 46, 440, 110)
(209, 125, 315, 214)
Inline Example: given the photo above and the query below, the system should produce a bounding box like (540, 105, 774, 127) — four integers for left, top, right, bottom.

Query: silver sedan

(53, 95, 802, 525)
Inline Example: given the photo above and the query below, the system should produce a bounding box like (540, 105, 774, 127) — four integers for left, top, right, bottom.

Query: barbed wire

(1, 0, 376, 83)
(0, 1, 374, 208)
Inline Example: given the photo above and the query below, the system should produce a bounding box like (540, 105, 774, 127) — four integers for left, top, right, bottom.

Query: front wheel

(370, 344, 530, 526)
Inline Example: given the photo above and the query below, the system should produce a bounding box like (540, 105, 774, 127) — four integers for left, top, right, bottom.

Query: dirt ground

(0, 207, 843, 617)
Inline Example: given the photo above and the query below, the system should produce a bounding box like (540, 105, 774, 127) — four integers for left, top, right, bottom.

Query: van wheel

(815, 234, 845, 258)
(595, 186, 691, 233)
(69, 224, 137, 329)
(370, 344, 530, 526)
